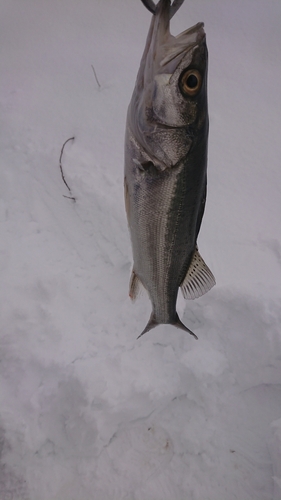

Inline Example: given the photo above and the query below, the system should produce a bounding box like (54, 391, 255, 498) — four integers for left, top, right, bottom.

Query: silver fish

(124, 0, 215, 338)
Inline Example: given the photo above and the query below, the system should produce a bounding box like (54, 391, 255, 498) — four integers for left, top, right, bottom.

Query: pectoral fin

(124, 177, 130, 220)
(180, 247, 216, 300)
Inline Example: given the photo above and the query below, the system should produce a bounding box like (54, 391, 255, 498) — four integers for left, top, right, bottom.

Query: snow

(0, 0, 280, 498)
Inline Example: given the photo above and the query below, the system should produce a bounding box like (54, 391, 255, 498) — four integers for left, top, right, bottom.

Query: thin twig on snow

(91, 65, 101, 89)
(59, 136, 76, 201)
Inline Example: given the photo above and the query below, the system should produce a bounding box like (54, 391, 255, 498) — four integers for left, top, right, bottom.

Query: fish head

(151, 28, 207, 127)
(129, 0, 208, 167)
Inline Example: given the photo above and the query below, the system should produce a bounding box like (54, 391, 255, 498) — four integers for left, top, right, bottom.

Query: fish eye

(179, 69, 202, 97)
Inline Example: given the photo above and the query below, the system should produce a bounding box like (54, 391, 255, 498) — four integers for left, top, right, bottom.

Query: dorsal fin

(180, 247, 216, 300)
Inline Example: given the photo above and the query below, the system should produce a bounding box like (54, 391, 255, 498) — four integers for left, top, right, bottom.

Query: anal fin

(129, 269, 145, 301)
(180, 247, 216, 300)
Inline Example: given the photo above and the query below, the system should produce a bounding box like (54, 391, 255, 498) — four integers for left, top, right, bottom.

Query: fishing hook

(140, 0, 185, 18)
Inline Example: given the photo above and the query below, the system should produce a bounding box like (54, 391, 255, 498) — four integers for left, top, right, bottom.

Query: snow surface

(1, 0, 281, 499)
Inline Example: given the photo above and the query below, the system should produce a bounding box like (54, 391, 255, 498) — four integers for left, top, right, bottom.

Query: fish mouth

(141, 0, 185, 18)
(160, 23, 205, 68)
(138, 0, 206, 89)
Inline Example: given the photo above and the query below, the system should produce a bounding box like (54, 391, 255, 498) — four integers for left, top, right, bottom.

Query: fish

(124, 0, 215, 339)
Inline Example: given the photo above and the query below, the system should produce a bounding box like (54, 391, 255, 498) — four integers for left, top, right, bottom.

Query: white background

(1, 0, 280, 498)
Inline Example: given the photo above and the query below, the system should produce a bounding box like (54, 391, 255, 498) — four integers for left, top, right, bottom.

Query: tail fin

(173, 314, 198, 339)
(137, 313, 158, 339)
(137, 313, 198, 340)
